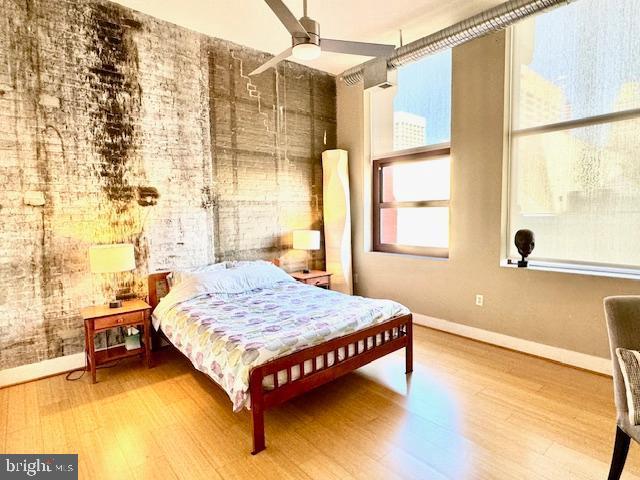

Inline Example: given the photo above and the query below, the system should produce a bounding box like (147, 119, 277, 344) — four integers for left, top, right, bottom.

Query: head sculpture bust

(514, 229, 535, 267)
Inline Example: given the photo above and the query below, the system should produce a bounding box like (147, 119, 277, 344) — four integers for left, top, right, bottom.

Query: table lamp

(89, 243, 136, 308)
(293, 230, 320, 274)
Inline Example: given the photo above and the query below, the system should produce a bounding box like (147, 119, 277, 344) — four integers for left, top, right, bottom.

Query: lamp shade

(89, 244, 136, 274)
(292, 230, 320, 251)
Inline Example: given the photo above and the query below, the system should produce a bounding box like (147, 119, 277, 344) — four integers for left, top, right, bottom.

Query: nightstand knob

(117, 317, 124, 324)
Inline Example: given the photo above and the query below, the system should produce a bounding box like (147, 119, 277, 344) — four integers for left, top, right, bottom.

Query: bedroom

(1, 0, 639, 478)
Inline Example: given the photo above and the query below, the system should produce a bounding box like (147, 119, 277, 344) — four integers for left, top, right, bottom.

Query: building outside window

(508, 0, 640, 273)
(370, 49, 452, 257)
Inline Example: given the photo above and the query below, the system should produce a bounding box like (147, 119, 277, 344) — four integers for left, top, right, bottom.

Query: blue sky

(393, 49, 452, 146)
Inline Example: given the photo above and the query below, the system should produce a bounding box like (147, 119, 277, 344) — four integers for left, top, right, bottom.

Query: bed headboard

(148, 272, 170, 310)
(147, 258, 282, 310)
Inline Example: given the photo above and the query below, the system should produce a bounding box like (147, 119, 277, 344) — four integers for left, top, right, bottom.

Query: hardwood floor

(2, 325, 639, 479)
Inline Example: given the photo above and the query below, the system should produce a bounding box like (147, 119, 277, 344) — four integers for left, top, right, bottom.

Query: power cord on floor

(65, 360, 122, 381)
(65, 331, 123, 381)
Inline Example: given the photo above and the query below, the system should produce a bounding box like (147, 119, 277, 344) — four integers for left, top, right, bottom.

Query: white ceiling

(110, 0, 504, 75)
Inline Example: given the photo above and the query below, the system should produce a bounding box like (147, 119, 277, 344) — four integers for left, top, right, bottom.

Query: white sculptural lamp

(322, 149, 353, 295)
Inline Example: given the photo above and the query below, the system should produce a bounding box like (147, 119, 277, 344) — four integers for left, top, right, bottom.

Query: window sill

(499, 259, 640, 281)
(365, 250, 449, 262)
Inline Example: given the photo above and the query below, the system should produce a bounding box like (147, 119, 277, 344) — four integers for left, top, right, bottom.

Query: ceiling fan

(249, 0, 396, 76)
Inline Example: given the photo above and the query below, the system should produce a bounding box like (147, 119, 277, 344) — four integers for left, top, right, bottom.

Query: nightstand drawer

(93, 310, 144, 331)
(302, 276, 330, 287)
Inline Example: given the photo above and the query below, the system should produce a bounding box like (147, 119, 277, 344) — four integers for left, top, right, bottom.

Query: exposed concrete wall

(0, 0, 335, 370)
(337, 30, 638, 360)
(209, 40, 334, 264)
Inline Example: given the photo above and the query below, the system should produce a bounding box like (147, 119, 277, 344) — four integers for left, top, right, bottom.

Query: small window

(370, 48, 452, 257)
(373, 147, 451, 257)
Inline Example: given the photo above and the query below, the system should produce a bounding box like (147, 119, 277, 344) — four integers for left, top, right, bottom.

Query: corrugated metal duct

(340, 0, 574, 86)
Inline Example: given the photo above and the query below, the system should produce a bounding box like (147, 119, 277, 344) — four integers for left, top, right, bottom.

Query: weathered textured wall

(209, 40, 334, 265)
(0, 0, 336, 370)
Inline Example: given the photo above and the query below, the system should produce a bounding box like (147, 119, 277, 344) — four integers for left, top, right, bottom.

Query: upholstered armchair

(604, 296, 640, 480)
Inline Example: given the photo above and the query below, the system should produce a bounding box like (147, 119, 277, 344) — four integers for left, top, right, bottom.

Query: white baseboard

(413, 313, 612, 376)
(0, 352, 86, 388)
(1, 316, 612, 388)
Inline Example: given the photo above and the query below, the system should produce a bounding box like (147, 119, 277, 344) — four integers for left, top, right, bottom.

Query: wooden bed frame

(147, 269, 413, 454)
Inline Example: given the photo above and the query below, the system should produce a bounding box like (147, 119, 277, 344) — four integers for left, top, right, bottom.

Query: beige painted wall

(337, 30, 639, 359)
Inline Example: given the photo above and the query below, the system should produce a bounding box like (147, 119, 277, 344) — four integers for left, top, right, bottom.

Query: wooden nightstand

(81, 299, 152, 383)
(290, 270, 333, 289)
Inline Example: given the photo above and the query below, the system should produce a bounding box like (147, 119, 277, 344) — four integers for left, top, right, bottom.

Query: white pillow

(169, 262, 226, 288)
(184, 261, 293, 294)
(155, 262, 294, 321)
(224, 260, 271, 269)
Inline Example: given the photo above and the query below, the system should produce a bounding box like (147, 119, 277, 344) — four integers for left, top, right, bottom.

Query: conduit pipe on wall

(340, 0, 574, 86)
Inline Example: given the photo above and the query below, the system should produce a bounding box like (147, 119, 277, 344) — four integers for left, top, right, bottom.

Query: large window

(370, 49, 452, 256)
(508, 0, 640, 271)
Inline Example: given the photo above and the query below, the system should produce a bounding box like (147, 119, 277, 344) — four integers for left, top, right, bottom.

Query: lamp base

(302, 268, 310, 274)
(109, 299, 123, 309)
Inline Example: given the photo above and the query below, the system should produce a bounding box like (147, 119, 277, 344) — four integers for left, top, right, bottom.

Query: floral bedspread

(153, 281, 409, 411)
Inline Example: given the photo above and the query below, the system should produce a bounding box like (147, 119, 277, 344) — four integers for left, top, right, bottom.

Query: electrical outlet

(475, 294, 484, 307)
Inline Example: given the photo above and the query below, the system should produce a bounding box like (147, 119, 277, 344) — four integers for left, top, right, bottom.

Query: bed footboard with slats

(248, 313, 413, 454)
(147, 271, 413, 455)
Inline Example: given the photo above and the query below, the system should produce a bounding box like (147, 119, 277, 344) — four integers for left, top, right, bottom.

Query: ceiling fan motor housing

(293, 16, 320, 47)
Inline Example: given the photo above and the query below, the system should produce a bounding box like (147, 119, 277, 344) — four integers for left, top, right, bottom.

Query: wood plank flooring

(2, 325, 639, 479)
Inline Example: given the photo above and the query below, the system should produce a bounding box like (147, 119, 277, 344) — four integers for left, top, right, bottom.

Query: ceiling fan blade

(249, 47, 293, 76)
(264, 0, 309, 38)
(321, 39, 395, 57)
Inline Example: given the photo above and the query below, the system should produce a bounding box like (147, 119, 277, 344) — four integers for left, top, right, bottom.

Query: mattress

(153, 280, 409, 411)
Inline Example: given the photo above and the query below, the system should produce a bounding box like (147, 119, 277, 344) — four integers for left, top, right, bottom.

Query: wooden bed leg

(405, 320, 413, 374)
(249, 370, 266, 454)
(151, 327, 161, 352)
(251, 403, 266, 455)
